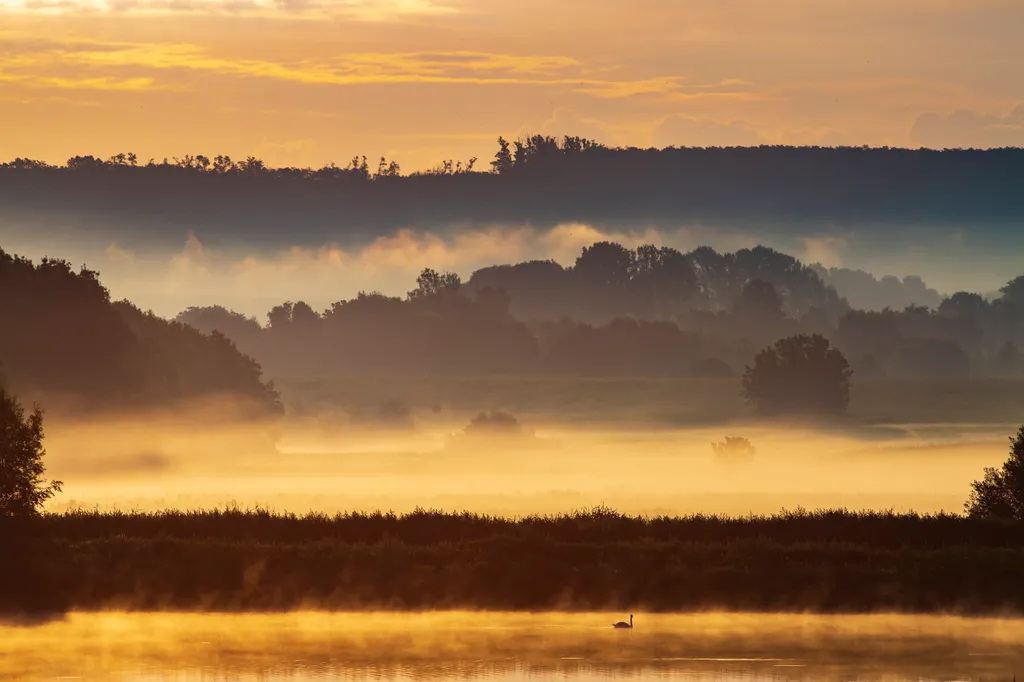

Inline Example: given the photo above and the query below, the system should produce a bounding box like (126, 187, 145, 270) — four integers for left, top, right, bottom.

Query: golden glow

(0, 0, 1021, 167)
(4, 611, 1024, 679)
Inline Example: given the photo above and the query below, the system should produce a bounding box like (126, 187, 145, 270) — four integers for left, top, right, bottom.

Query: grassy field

(279, 376, 1024, 427)
(7, 507, 1024, 615)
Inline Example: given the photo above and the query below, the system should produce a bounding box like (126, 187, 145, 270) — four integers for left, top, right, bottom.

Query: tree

(741, 334, 852, 414)
(732, 279, 785, 323)
(965, 425, 1024, 519)
(1000, 275, 1024, 305)
(938, 291, 989, 318)
(573, 241, 634, 288)
(0, 390, 62, 517)
(490, 137, 514, 174)
(408, 268, 461, 300)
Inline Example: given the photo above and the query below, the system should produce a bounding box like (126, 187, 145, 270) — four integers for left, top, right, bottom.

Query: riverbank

(4, 507, 1024, 615)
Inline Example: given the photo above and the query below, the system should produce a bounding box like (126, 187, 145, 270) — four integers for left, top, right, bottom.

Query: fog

(41, 402, 1009, 516)
(3, 611, 1024, 680)
(4, 220, 1018, 318)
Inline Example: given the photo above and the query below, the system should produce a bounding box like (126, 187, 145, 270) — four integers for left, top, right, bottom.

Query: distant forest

(176, 241, 1024, 382)
(0, 239, 1016, 411)
(0, 249, 281, 418)
(2, 136, 1023, 247)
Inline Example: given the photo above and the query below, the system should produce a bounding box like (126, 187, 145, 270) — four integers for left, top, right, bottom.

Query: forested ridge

(2, 137, 1022, 246)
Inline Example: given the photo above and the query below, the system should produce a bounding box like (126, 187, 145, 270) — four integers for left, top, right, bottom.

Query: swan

(612, 614, 633, 629)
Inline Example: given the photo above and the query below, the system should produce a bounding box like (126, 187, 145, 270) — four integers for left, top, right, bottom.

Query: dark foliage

(463, 411, 523, 436)
(742, 334, 852, 414)
(12, 507, 1024, 614)
(172, 238, 1024, 383)
(465, 243, 844, 323)
(0, 390, 61, 517)
(966, 425, 1024, 519)
(3, 139, 1024, 250)
(0, 249, 280, 416)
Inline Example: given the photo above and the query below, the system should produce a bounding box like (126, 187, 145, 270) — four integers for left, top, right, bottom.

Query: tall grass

(4, 507, 1024, 615)
(35, 505, 1024, 548)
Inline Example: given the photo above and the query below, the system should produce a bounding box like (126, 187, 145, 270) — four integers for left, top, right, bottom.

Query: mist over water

(3, 611, 1023, 681)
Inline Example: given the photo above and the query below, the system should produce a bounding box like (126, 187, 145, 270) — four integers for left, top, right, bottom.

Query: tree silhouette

(0, 389, 62, 517)
(491, 137, 514, 174)
(573, 241, 634, 288)
(1000, 276, 1024, 306)
(408, 268, 461, 299)
(742, 334, 852, 415)
(965, 425, 1024, 519)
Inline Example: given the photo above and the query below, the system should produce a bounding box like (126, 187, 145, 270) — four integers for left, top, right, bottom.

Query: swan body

(612, 614, 633, 629)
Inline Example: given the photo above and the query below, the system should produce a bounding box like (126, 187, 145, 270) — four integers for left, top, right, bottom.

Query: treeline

(0, 249, 281, 417)
(2, 137, 1022, 245)
(811, 265, 942, 312)
(178, 242, 1024, 381)
(8, 507, 1024, 613)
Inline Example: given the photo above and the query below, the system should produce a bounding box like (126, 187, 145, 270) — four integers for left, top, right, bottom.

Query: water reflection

(1, 612, 1022, 681)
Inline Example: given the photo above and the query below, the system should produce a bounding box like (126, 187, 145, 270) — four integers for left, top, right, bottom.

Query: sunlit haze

(1, 1, 1023, 168)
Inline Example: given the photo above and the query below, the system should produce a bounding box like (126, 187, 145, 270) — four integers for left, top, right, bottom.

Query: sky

(1, 0, 1023, 170)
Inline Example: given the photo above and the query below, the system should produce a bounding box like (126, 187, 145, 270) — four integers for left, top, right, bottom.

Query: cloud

(909, 105, 1024, 149)
(651, 114, 763, 148)
(572, 76, 685, 99)
(0, 0, 461, 18)
(0, 39, 696, 97)
(0, 72, 161, 91)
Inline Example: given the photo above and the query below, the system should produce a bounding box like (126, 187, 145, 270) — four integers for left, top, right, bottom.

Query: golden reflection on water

(2, 612, 1024, 681)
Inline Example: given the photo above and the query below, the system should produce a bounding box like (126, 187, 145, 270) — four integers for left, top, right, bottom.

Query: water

(2, 612, 1024, 680)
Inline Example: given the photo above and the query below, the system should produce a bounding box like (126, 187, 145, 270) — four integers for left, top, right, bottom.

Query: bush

(711, 436, 756, 464)
(463, 411, 524, 436)
(742, 334, 852, 415)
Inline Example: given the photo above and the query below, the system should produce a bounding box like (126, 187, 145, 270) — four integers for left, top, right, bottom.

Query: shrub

(711, 436, 756, 464)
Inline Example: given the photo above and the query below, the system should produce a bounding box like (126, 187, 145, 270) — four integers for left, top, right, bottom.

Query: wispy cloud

(0, 0, 461, 19)
(0, 38, 695, 97)
(0, 71, 161, 90)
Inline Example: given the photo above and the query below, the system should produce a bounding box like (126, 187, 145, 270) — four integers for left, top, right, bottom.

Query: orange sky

(1, 0, 1022, 169)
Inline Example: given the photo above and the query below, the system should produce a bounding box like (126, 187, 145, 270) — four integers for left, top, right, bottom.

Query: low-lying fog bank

(2, 612, 1024, 681)
(41, 407, 1011, 517)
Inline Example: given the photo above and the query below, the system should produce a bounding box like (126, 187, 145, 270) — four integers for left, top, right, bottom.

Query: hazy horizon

(0, 222, 1012, 319)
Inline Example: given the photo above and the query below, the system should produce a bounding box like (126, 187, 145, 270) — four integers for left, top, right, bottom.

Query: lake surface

(2, 612, 1024, 681)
